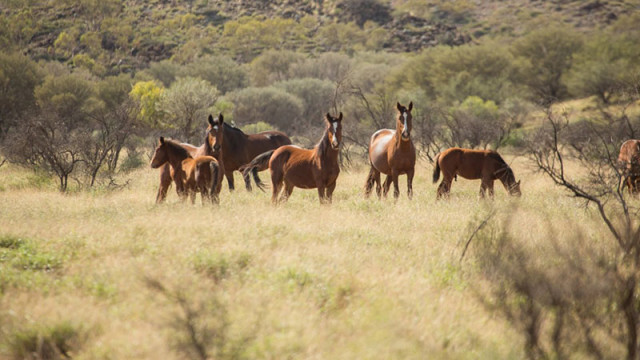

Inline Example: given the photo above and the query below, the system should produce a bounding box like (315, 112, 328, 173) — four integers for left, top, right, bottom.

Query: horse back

(439, 148, 502, 180)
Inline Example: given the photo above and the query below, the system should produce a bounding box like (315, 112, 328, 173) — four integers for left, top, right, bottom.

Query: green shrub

(5, 321, 85, 360)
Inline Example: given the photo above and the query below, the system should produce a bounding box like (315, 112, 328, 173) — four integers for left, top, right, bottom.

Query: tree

(512, 25, 583, 105)
(250, 50, 304, 87)
(274, 78, 335, 135)
(181, 55, 249, 94)
(0, 52, 43, 139)
(228, 87, 303, 133)
(129, 80, 166, 129)
(160, 77, 219, 142)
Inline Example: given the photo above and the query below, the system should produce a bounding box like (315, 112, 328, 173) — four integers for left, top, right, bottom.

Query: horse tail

(242, 150, 275, 192)
(432, 152, 441, 183)
(209, 160, 220, 204)
(364, 166, 377, 197)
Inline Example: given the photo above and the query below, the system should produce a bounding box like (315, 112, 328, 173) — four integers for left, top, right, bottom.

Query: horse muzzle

(331, 140, 340, 149)
(401, 132, 410, 141)
(213, 144, 221, 151)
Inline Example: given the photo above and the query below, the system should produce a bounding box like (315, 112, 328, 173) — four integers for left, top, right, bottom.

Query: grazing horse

(618, 139, 640, 193)
(432, 147, 521, 199)
(364, 102, 416, 200)
(218, 121, 291, 191)
(263, 112, 343, 204)
(150, 137, 221, 205)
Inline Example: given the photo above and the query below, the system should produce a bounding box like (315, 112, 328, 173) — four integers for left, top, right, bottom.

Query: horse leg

(407, 168, 415, 200)
(488, 180, 495, 198)
(391, 169, 400, 200)
(436, 177, 452, 200)
(156, 163, 172, 204)
(318, 184, 327, 204)
(326, 181, 337, 204)
(226, 170, 235, 192)
(479, 181, 488, 198)
(281, 181, 294, 203)
(382, 175, 392, 198)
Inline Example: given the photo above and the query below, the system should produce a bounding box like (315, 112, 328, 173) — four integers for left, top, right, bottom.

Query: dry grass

(0, 155, 614, 359)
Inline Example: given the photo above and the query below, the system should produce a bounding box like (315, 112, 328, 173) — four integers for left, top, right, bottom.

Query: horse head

(396, 101, 413, 141)
(325, 112, 343, 150)
(150, 136, 167, 168)
(207, 113, 224, 153)
(495, 166, 522, 196)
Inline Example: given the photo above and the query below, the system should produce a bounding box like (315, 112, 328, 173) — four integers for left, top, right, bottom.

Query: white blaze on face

(403, 112, 408, 130)
(332, 122, 339, 146)
(213, 125, 218, 131)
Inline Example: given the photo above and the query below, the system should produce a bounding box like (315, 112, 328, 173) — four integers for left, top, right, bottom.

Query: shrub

(228, 86, 303, 132)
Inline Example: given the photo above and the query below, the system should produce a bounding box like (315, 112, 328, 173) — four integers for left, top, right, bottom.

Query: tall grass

(0, 157, 613, 359)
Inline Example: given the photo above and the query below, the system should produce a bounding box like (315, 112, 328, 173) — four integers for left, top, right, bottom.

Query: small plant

(5, 321, 85, 360)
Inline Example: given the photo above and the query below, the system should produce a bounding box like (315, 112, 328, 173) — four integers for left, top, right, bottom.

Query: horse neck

(314, 128, 338, 162)
(497, 167, 515, 188)
(165, 144, 190, 169)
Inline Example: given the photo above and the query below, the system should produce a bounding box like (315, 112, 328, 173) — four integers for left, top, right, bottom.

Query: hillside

(2, 0, 638, 73)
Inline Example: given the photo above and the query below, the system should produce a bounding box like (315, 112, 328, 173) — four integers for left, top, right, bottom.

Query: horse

(204, 114, 226, 200)
(432, 147, 521, 199)
(243, 113, 343, 204)
(155, 142, 199, 203)
(364, 102, 416, 200)
(150, 137, 221, 205)
(217, 119, 291, 191)
(618, 139, 640, 194)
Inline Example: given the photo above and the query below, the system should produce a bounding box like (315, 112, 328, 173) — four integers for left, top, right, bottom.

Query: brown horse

(432, 147, 521, 199)
(364, 102, 416, 199)
(155, 142, 199, 203)
(265, 112, 343, 204)
(218, 120, 291, 191)
(202, 114, 227, 200)
(150, 137, 221, 204)
(618, 139, 640, 193)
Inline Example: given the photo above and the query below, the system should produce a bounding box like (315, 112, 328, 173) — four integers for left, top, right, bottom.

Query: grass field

(0, 155, 612, 359)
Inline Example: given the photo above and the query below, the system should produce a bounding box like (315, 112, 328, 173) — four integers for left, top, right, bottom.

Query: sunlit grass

(0, 156, 616, 359)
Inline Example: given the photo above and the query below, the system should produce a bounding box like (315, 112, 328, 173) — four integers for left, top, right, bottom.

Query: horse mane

(487, 151, 507, 166)
(163, 138, 191, 159)
(315, 124, 331, 156)
(223, 122, 245, 135)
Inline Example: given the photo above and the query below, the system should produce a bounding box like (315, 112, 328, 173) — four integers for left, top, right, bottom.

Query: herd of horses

(150, 103, 640, 205)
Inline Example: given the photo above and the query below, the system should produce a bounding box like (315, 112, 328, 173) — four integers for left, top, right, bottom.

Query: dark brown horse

(218, 120, 291, 191)
(251, 113, 343, 204)
(365, 102, 416, 199)
(150, 137, 221, 204)
(432, 147, 521, 199)
(618, 139, 640, 193)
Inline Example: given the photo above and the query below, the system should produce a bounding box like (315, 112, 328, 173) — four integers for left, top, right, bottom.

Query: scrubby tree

(160, 77, 219, 142)
(182, 55, 249, 94)
(512, 25, 583, 105)
(0, 52, 43, 139)
(228, 87, 303, 132)
(250, 50, 304, 87)
(129, 80, 166, 129)
(274, 78, 335, 134)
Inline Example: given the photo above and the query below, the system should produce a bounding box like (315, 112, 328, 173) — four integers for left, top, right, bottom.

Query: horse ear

(218, 113, 224, 124)
(338, 112, 343, 121)
(517, 180, 521, 185)
(208, 114, 214, 125)
(396, 102, 402, 111)
(325, 113, 332, 123)
(159, 136, 165, 144)
(408, 101, 413, 111)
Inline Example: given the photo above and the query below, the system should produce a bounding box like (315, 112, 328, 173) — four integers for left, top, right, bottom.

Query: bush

(228, 86, 303, 132)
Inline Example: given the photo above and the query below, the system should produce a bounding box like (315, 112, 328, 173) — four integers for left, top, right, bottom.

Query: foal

(150, 137, 220, 205)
